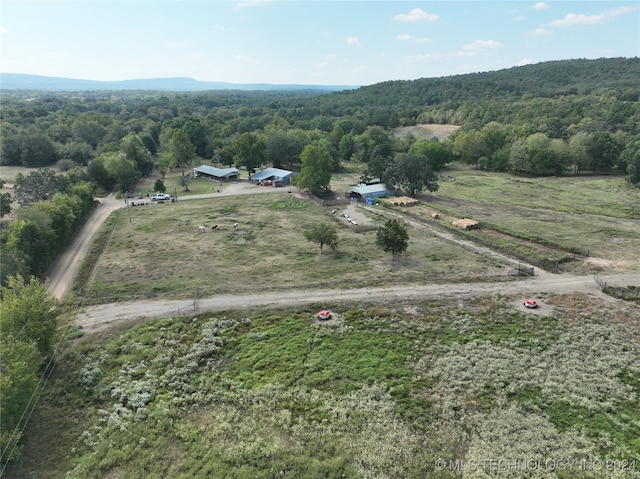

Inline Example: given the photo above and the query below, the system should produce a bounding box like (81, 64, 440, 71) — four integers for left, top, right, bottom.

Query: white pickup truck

(151, 193, 171, 201)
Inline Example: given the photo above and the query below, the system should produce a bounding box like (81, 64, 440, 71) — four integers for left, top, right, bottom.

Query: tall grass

(9, 297, 640, 478)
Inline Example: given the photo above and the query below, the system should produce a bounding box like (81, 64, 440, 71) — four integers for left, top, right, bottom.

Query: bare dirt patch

(392, 123, 461, 140)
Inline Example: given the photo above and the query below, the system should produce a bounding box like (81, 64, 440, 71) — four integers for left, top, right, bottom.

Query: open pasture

(83, 192, 507, 303)
(421, 166, 640, 273)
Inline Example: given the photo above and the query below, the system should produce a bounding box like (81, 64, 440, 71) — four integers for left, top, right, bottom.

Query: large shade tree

(303, 223, 338, 254)
(233, 132, 266, 176)
(376, 219, 409, 260)
(388, 153, 439, 197)
(294, 143, 333, 194)
(169, 129, 196, 171)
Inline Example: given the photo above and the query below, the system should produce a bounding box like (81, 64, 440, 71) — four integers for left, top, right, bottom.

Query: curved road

(46, 184, 640, 334)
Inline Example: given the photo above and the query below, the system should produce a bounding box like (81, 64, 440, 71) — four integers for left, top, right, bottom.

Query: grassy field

(5, 163, 640, 478)
(415, 165, 640, 273)
(79, 192, 506, 304)
(8, 296, 640, 478)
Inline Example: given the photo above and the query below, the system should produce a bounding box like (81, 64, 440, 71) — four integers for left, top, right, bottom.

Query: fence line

(594, 274, 608, 290)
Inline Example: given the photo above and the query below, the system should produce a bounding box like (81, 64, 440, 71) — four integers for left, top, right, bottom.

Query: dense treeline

(0, 275, 59, 464)
(1, 57, 639, 286)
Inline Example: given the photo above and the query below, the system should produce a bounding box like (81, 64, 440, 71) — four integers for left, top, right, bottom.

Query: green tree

(452, 130, 488, 168)
(87, 157, 115, 191)
(13, 169, 70, 207)
(18, 129, 58, 167)
(0, 335, 39, 462)
(568, 132, 591, 174)
(0, 191, 12, 217)
(408, 140, 452, 171)
(586, 131, 622, 173)
(72, 115, 107, 148)
(294, 144, 333, 194)
(376, 219, 409, 260)
(524, 133, 566, 176)
(623, 142, 640, 185)
(169, 129, 196, 171)
(338, 132, 356, 162)
(388, 153, 439, 197)
(303, 224, 338, 254)
(103, 152, 139, 193)
(264, 129, 307, 169)
(233, 132, 266, 175)
(5, 214, 55, 277)
(121, 133, 153, 175)
(0, 275, 58, 463)
(177, 173, 192, 192)
(213, 143, 235, 168)
(355, 126, 394, 163)
(0, 274, 59, 360)
(154, 179, 166, 193)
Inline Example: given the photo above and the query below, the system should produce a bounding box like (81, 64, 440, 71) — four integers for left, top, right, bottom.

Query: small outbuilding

(250, 168, 298, 186)
(193, 165, 240, 181)
(348, 183, 395, 202)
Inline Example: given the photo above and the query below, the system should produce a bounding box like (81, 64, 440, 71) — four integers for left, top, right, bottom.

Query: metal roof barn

(193, 165, 240, 181)
(348, 183, 395, 200)
(250, 168, 298, 185)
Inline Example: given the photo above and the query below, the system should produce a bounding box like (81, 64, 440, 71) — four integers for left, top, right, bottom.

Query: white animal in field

(233, 223, 239, 229)
(198, 226, 206, 233)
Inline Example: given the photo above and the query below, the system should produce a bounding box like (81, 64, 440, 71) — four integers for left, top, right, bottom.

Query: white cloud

(396, 34, 432, 44)
(346, 37, 360, 46)
(551, 12, 607, 26)
(324, 53, 337, 60)
(550, 6, 637, 27)
(0, 28, 9, 34)
(513, 15, 526, 21)
(462, 39, 503, 51)
(448, 50, 477, 58)
(517, 58, 533, 66)
(403, 53, 441, 63)
(233, 0, 270, 10)
(527, 27, 553, 36)
(533, 2, 549, 10)
(392, 8, 439, 22)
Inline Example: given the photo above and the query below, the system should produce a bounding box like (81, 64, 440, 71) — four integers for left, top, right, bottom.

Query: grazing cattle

(233, 223, 239, 229)
(211, 225, 218, 231)
(198, 226, 206, 233)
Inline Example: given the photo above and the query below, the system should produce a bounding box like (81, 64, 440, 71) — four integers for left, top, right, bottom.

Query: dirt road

(46, 193, 121, 300)
(74, 272, 640, 333)
(46, 183, 639, 335)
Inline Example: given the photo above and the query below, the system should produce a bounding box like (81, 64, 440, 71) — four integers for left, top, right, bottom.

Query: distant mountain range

(0, 73, 358, 92)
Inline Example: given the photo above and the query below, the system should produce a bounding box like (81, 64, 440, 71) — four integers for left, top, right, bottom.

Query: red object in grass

(523, 299, 538, 309)
(318, 310, 332, 320)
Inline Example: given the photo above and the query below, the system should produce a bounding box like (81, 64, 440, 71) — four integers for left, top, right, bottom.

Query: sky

(1, 1, 638, 87)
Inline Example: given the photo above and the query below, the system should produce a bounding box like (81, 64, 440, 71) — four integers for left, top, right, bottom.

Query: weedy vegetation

(9, 296, 640, 478)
